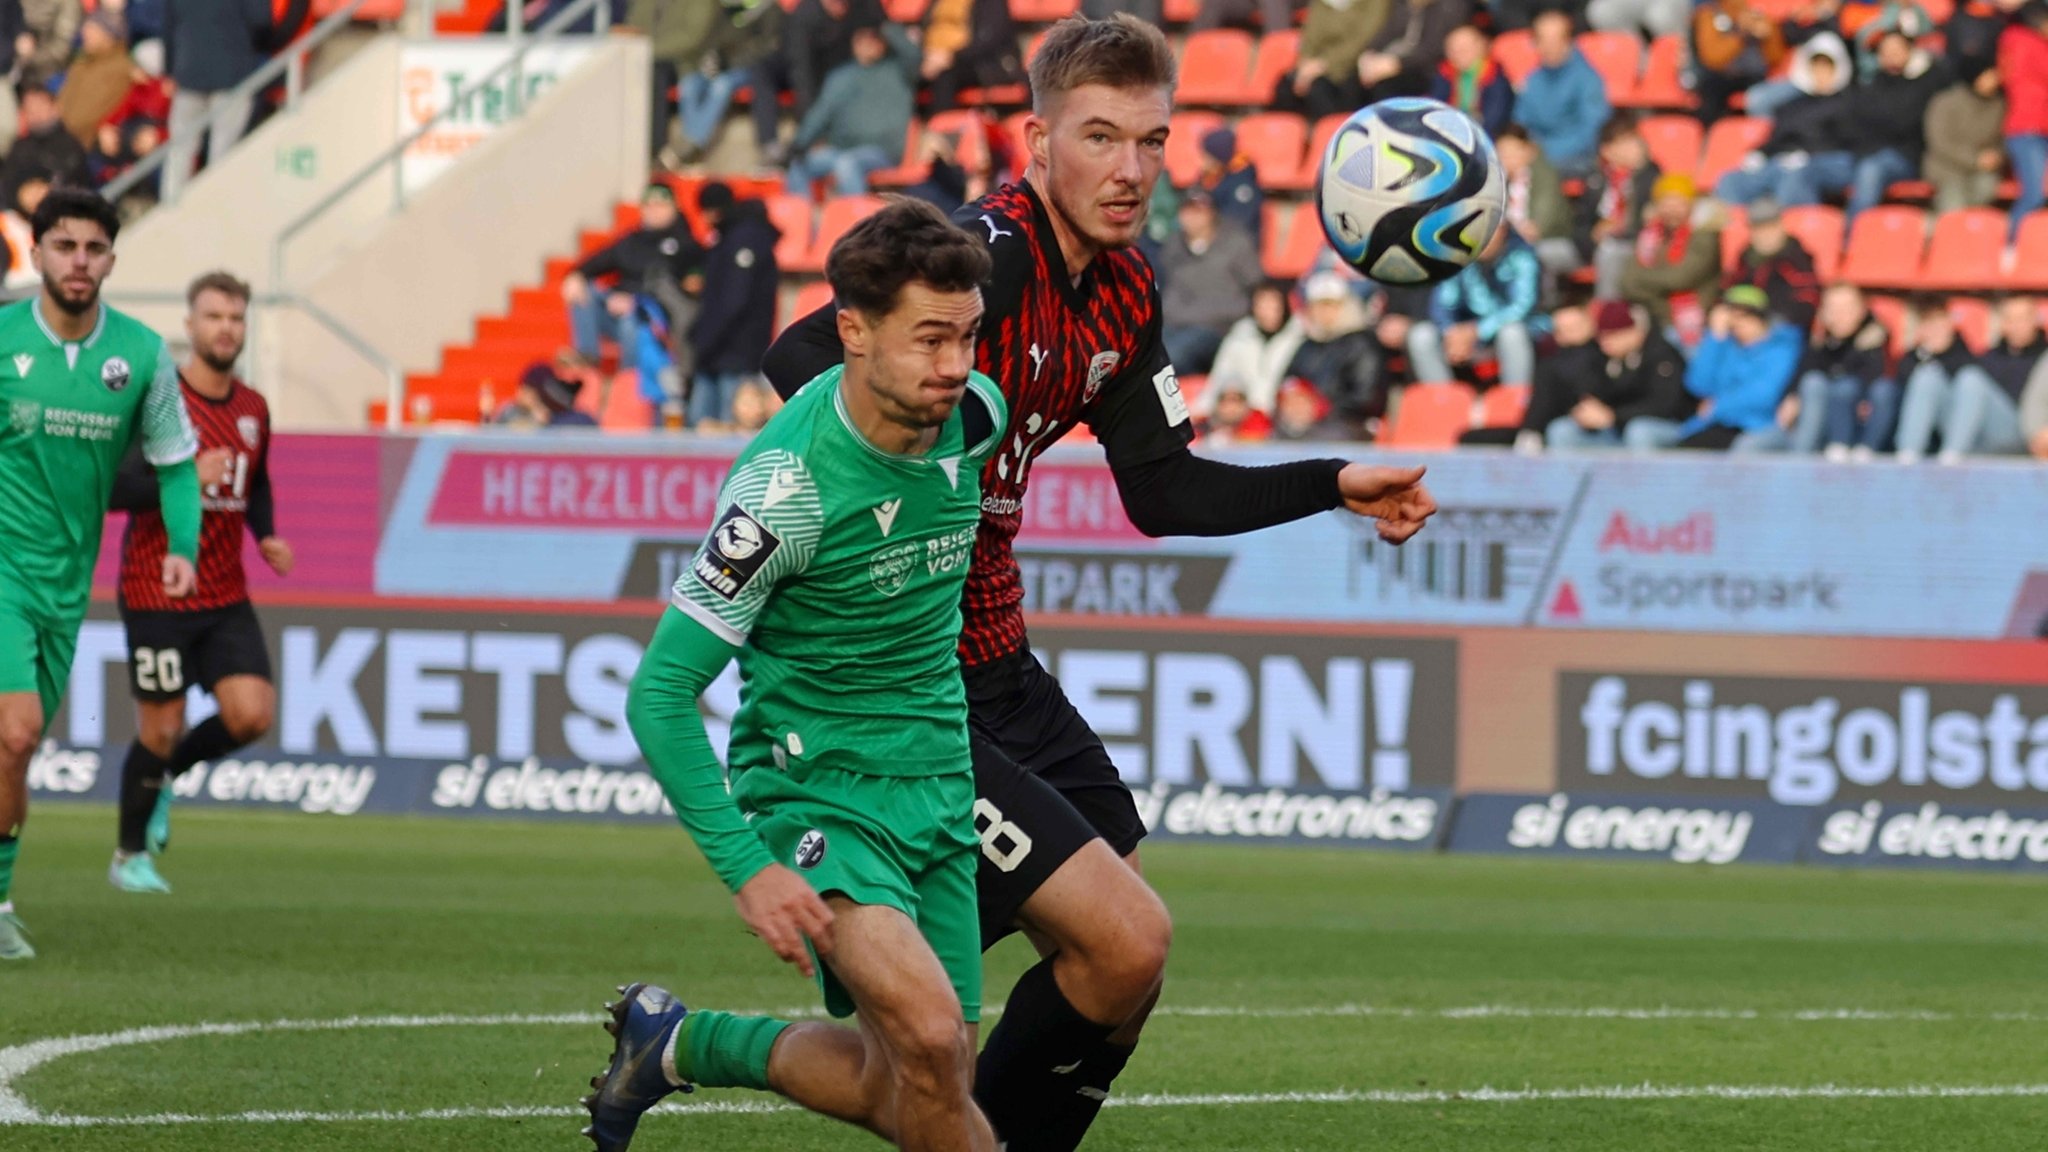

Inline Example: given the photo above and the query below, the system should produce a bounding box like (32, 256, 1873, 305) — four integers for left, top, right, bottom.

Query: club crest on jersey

(869, 540, 919, 597)
(1082, 351, 1120, 404)
(692, 504, 782, 601)
(101, 356, 131, 392)
(236, 415, 261, 448)
(9, 398, 38, 433)
(794, 828, 827, 869)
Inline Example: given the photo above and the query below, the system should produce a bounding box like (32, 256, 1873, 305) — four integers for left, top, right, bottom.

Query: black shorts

(120, 601, 273, 702)
(967, 649, 1146, 949)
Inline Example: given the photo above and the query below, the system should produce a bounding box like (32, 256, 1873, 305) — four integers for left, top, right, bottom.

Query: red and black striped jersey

(118, 376, 274, 612)
(949, 183, 1193, 665)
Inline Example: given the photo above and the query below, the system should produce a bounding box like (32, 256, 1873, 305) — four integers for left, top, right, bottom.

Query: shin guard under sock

(973, 957, 1117, 1151)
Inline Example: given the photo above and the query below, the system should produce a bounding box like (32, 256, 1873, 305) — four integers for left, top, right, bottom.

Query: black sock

(168, 717, 241, 777)
(1033, 1035, 1136, 1151)
(973, 957, 1116, 1152)
(117, 743, 171, 854)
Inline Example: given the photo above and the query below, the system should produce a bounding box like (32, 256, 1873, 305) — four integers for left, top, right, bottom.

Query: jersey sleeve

(949, 201, 1032, 325)
(139, 339, 197, 466)
(669, 449, 824, 645)
(1085, 283, 1194, 469)
(963, 370, 1008, 461)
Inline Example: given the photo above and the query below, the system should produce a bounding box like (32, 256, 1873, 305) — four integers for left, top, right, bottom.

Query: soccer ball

(1315, 97, 1507, 287)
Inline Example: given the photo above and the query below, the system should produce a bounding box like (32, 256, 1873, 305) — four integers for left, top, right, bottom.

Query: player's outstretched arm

(627, 609, 834, 974)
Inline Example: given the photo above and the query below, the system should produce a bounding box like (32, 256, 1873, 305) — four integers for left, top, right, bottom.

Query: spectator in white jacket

(1201, 281, 1305, 418)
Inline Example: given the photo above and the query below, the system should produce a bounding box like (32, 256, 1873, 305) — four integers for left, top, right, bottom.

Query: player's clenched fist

(734, 864, 836, 978)
(1337, 464, 1437, 545)
(160, 555, 196, 599)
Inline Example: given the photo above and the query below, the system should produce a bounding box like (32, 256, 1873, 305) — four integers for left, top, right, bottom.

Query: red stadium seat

(1780, 205, 1844, 283)
(1479, 384, 1530, 429)
(866, 120, 930, 188)
(1923, 207, 2005, 290)
(814, 196, 887, 267)
(1637, 114, 1701, 178)
(1949, 296, 1993, 353)
(599, 372, 653, 431)
(1262, 202, 1323, 279)
(1177, 374, 1209, 414)
(2007, 211, 2048, 290)
(1838, 206, 1927, 289)
(884, 0, 929, 19)
(1720, 207, 1749, 273)
(1492, 30, 1538, 86)
(1165, 0, 1201, 21)
(1009, 0, 1078, 19)
(1697, 116, 1769, 190)
(1866, 295, 1908, 358)
(1382, 383, 1478, 450)
(1177, 30, 1257, 105)
(1631, 36, 1694, 108)
(1165, 110, 1226, 186)
(1003, 110, 1034, 163)
(1576, 31, 1643, 104)
(1250, 30, 1300, 104)
(1294, 114, 1347, 191)
(788, 280, 835, 333)
(1236, 112, 1310, 190)
(766, 194, 818, 274)
(1025, 29, 1052, 66)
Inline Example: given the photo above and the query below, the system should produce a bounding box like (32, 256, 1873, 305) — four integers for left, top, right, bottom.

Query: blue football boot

(581, 982, 693, 1150)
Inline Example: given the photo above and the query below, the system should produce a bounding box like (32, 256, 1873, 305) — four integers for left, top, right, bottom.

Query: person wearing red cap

(1548, 300, 1696, 450)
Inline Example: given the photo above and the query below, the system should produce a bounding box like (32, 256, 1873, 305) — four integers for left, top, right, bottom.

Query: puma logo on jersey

(873, 498, 902, 536)
(12, 354, 31, 377)
(980, 215, 1012, 243)
(1029, 343, 1048, 382)
(763, 468, 804, 509)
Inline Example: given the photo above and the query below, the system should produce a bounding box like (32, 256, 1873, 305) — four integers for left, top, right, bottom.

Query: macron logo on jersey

(764, 468, 804, 509)
(873, 498, 902, 537)
(12, 354, 30, 378)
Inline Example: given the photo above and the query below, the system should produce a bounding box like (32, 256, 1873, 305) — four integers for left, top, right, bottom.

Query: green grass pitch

(6, 803, 2048, 1150)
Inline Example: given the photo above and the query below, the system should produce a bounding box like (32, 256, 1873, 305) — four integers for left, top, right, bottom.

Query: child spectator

(1407, 226, 1547, 387)
(1576, 113, 1661, 299)
(1793, 283, 1896, 459)
(728, 378, 782, 435)
(1198, 384, 1272, 445)
(1430, 24, 1514, 139)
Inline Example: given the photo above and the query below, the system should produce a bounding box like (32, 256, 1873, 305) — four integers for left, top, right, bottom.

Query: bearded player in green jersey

(0, 189, 202, 960)
(583, 200, 1005, 1151)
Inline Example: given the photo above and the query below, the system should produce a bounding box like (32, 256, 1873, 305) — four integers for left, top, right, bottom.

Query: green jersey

(671, 366, 1007, 779)
(0, 299, 196, 624)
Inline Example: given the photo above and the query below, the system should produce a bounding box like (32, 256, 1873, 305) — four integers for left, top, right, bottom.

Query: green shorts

(735, 764, 982, 1025)
(0, 600, 75, 730)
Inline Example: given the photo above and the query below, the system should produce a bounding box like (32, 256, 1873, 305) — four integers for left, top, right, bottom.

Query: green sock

(0, 835, 18, 906)
(679, 1010, 789, 1091)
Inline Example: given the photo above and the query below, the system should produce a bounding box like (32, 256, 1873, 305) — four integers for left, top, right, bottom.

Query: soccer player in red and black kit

(107, 271, 292, 894)
(763, 16, 1437, 1149)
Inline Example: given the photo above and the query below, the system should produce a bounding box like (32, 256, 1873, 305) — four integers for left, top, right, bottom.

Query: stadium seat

(1250, 30, 1300, 105)
(926, 109, 993, 173)
(1010, 0, 1077, 18)
(866, 120, 931, 188)
(1720, 207, 1749, 273)
(1780, 205, 1844, 282)
(1493, 30, 1538, 86)
(1165, 110, 1227, 186)
(1177, 374, 1209, 414)
(2006, 211, 2048, 290)
(1177, 30, 1258, 105)
(1479, 384, 1530, 429)
(599, 372, 653, 432)
(1838, 206, 1927, 289)
(1637, 114, 1701, 178)
(1025, 29, 1052, 66)
(1165, 0, 1201, 21)
(884, 0, 929, 19)
(1262, 202, 1324, 279)
(767, 194, 818, 274)
(1949, 296, 1992, 352)
(786, 280, 835, 334)
(1295, 114, 1346, 190)
(1576, 31, 1643, 104)
(1922, 207, 2006, 290)
(1236, 112, 1311, 190)
(1382, 382, 1478, 450)
(1697, 116, 1770, 189)
(1866, 295, 1908, 358)
(815, 196, 887, 267)
(1631, 36, 1694, 108)
(1003, 110, 1034, 163)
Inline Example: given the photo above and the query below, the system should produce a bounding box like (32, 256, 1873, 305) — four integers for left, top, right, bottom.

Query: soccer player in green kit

(0, 189, 201, 960)
(582, 199, 1005, 1151)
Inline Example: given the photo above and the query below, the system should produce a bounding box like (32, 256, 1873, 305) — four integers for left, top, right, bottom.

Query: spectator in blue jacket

(1430, 24, 1515, 139)
(1515, 9, 1611, 176)
(1629, 284, 1804, 450)
(687, 184, 781, 430)
(785, 17, 915, 198)
(1406, 226, 1549, 387)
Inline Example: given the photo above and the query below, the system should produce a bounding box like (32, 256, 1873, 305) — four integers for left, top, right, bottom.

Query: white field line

(3, 1004, 2043, 1127)
(16, 1082, 2048, 1129)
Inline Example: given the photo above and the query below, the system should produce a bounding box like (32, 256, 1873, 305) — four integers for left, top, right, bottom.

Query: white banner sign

(397, 39, 595, 194)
